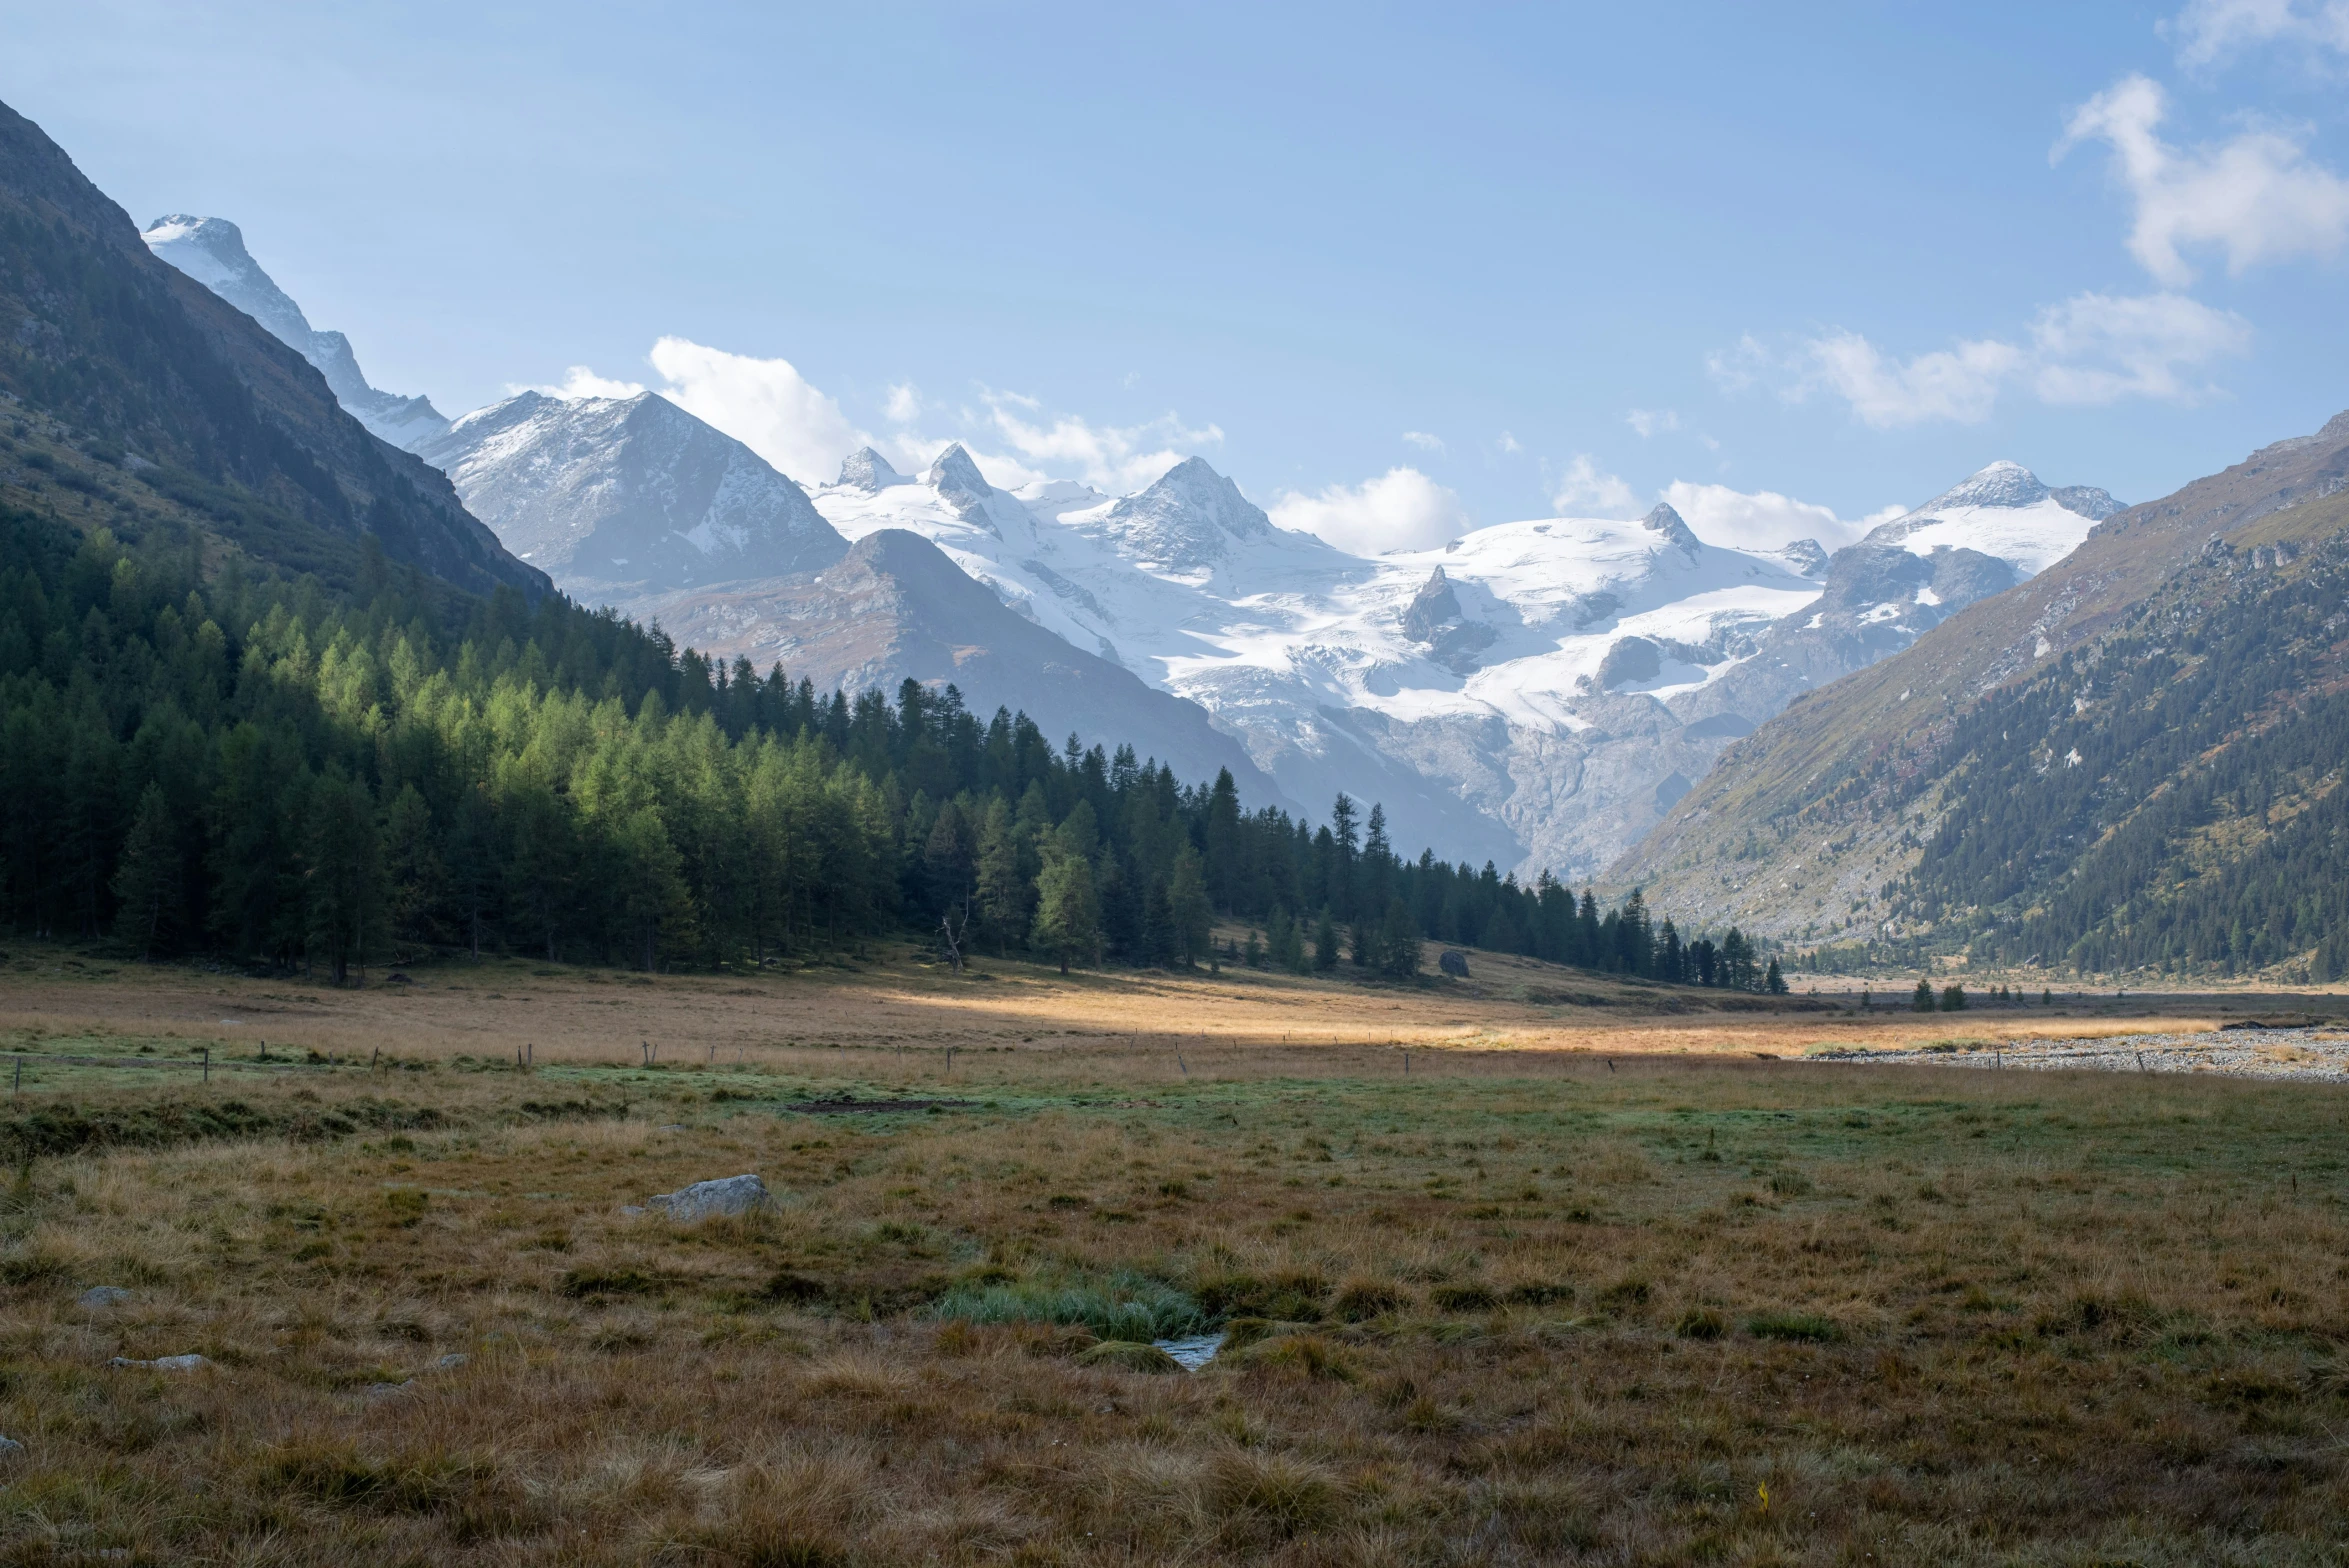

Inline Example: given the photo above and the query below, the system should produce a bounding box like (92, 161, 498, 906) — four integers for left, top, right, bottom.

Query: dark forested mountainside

(1876, 529, 2349, 981)
(1617, 410, 2349, 951)
(0, 499, 1778, 988)
(0, 97, 545, 602)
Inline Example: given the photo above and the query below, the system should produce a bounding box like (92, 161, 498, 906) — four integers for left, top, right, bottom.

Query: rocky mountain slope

(617, 528, 1290, 809)
(141, 215, 449, 451)
(415, 390, 847, 592)
(1613, 411, 2349, 956)
(0, 100, 545, 602)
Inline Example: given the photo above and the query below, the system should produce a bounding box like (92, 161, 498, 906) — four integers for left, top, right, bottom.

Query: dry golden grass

(3, 946, 2346, 1565)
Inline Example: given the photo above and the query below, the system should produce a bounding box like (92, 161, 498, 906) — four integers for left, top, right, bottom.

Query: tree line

(0, 502, 1779, 989)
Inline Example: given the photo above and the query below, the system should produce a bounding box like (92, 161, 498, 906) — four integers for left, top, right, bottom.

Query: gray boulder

(78, 1286, 133, 1309)
(1439, 950, 1471, 979)
(646, 1173, 773, 1221)
(108, 1353, 207, 1371)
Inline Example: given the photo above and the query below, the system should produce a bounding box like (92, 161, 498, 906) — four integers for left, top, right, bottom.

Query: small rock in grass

(78, 1286, 133, 1309)
(646, 1173, 772, 1221)
(1074, 1340, 1183, 1374)
(436, 1352, 470, 1370)
(365, 1380, 413, 1399)
(617, 1205, 647, 1218)
(107, 1353, 207, 1371)
(0, 1435, 23, 1457)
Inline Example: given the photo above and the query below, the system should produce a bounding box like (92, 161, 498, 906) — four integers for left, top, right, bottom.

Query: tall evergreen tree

(1031, 839, 1101, 974)
(1168, 845, 1212, 967)
(110, 782, 180, 960)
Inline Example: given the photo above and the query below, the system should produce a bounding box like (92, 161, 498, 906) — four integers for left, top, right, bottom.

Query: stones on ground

(78, 1286, 134, 1309)
(107, 1353, 207, 1371)
(1152, 1331, 1228, 1370)
(0, 1436, 22, 1457)
(1075, 1339, 1183, 1373)
(436, 1352, 470, 1369)
(1439, 949, 1471, 978)
(645, 1173, 773, 1221)
(365, 1380, 414, 1399)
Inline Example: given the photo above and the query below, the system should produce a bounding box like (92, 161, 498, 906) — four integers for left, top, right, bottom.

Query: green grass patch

(927, 1271, 1205, 1340)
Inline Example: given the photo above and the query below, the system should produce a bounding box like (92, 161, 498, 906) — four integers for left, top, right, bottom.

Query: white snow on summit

(806, 452, 1831, 871)
(141, 214, 449, 451)
(1863, 461, 2122, 579)
(415, 391, 846, 591)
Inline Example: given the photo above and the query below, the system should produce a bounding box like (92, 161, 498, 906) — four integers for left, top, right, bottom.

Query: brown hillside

(1611, 411, 2349, 941)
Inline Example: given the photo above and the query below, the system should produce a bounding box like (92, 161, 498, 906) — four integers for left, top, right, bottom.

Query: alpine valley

(148, 221, 2134, 883)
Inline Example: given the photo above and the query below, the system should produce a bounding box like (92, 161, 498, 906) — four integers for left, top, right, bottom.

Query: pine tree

(1940, 982, 1967, 1011)
(1267, 906, 1306, 973)
(1377, 894, 1421, 978)
(1140, 877, 1178, 968)
(615, 805, 693, 972)
(1764, 957, 1788, 994)
(1313, 907, 1340, 971)
(1167, 845, 1212, 967)
(381, 783, 445, 950)
(1031, 842, 1101, 974)
(1912, 978, 1935, 1011)
(110, 782, 180, 960)
(973, 797, 1029, 954)
(304, 768, 384, 987)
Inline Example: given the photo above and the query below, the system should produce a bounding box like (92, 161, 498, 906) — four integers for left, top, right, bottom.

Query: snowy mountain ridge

(413, 391, 846, 592)
(803, 449, 2118, 877)
(140, 215, 450, 452)
(139, 208, 2124, 881)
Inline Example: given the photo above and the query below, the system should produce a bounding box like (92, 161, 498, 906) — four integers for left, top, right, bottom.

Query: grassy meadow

(1, 947, 2346, 1565)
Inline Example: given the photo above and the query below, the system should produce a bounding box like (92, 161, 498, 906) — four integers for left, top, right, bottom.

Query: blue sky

(6, 1, 2346, 552)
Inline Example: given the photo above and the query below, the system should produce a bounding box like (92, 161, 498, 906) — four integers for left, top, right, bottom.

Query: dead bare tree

(939, 899, 972, 973)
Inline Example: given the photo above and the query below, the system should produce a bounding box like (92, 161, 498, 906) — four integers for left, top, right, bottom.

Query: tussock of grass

(926, 1272, 1204, 1340)
(1746, 1309, 1843, 1342)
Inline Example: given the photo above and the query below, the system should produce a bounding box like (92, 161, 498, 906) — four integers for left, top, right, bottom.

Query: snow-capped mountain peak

(927, 443, 990, 497)
(141, 213, 449, 452)
(142, 215, 313, 347)
(1081, 455, 1278, 573)
(1864, 462, 2125, 580)
(414, 389, 845, 591)
(837, 446, 909, 492)
(1920, 459, 2045, 511)
(1640, 501, 1703, 560)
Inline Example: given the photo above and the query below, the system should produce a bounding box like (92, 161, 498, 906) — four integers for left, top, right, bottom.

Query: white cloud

(1269, 468, 1468, 555)
(1705, 335, 1773, 396)
(636, 337, 868, 485)
(2171, 0, 2349, 66)
(1548, 455, 1639, 517)
(1802, 331, 2023, 428)
(1496, 431, 1522, 454)
(1625, 408, 1681, 438)
(1402, 430, 1446, 451)
(978, 392, 1223, 493)
(1722, 284, 2246, 427)
(1662, 481, 1904, 553)
(523, 343, 1228, 498)
(2057, 73, 2349, 285)
(2028, 290, 2252, 403)
(529, 365, 646, 400)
